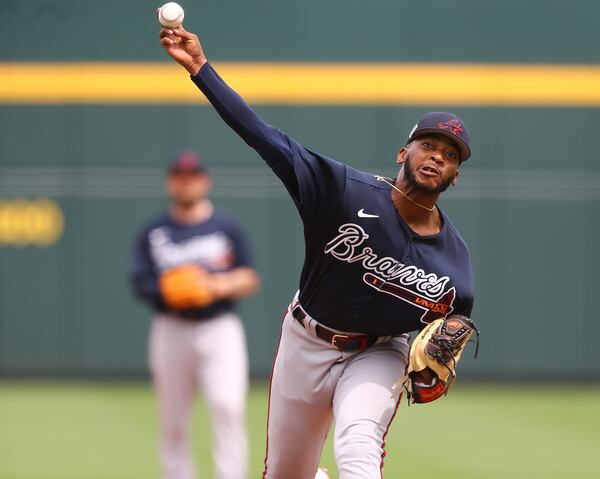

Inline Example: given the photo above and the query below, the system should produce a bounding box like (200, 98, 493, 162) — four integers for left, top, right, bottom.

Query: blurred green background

(1, 0, 599, 379)
(1, 1, 599, 478)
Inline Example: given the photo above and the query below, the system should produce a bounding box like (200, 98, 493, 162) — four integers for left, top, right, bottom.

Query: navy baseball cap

(407, 112, 471, 161)
(168, 151, 207, 174)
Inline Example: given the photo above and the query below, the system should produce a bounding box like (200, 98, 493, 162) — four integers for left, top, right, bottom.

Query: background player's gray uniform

(132, 210, 254, 479)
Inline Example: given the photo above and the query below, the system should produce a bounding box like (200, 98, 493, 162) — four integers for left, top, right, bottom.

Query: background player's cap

(168, 151, 208, 174)
(407, 112, 471, 162)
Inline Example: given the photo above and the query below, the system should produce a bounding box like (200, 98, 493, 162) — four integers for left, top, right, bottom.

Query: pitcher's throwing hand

(159, 25, 206, 75)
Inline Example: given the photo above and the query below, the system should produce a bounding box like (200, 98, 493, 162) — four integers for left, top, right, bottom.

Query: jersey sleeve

(191, 63, 346, 221)
(129, 228, 166, 311)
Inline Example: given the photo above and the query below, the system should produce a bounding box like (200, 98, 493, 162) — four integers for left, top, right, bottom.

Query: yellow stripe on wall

(1, 62, 600, 106)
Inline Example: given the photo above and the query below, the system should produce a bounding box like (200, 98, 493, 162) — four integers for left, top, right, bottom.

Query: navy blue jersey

(130, 209, 253, 320)
(192, 63, 473, 335)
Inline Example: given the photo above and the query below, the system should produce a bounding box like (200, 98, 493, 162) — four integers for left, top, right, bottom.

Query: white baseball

(158, 2, 185, 28)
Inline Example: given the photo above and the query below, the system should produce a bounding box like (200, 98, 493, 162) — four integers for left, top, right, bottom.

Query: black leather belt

(292, 306, 379, 352)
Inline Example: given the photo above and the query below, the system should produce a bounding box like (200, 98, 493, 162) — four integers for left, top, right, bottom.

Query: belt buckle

(331, 333, 351, 350)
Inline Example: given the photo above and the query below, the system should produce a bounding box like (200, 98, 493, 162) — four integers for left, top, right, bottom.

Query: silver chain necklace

(374, 175, 436, 212)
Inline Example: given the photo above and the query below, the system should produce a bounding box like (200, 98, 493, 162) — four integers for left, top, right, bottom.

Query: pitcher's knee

(334, 421, 385, 478)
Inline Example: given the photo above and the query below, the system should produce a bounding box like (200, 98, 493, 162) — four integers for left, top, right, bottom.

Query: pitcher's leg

(200, 314, 249, 479)
(332, 337, 409, 479)
(149, 317, 198, 479)
(263, 311, 341, 479)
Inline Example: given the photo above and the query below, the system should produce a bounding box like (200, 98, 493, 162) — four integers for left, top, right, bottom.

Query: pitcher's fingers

(160, 36, 175, 46)
(172, 26, 195, 39)
(159, 28, 175, 38)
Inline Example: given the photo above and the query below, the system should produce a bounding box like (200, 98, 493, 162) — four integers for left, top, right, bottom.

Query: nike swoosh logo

(358, 209, 379, 218)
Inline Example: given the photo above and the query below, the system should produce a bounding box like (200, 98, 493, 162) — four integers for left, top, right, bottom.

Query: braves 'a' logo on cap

(438, 119, 464, 136)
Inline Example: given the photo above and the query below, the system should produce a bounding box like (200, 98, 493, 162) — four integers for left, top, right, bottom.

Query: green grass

(0, 381, 599, 479)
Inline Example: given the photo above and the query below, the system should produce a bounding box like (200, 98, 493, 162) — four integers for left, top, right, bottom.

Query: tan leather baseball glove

(159, 264, 216, 310)
(405, 315, 479, 404)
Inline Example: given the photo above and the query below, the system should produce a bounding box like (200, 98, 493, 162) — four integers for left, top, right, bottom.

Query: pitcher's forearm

(191, 63, 295, 170)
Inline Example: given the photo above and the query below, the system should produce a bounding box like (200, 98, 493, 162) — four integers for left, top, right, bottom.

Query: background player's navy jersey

(130, 209, 253, 320)
(193, 63, 473, 335)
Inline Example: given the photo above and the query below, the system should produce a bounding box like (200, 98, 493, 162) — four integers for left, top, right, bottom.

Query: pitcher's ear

(397, 147, 408, 165)
(451, 170, 460, 187)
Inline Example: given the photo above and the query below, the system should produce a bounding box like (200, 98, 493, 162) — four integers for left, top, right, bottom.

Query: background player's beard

(404, 154, 454, 194)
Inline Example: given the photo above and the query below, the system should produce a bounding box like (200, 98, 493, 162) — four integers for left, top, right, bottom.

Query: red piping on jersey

(261, 302, 296, 479)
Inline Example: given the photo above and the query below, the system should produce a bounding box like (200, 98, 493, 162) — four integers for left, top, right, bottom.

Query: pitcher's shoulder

(440, 211, 471, 254)
(346, 166, 391, 191)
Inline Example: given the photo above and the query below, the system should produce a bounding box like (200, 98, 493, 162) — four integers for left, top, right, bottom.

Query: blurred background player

(130, 151, 259, 479)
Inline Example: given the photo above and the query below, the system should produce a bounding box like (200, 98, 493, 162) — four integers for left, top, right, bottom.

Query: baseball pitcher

(158, 22, 478, 479)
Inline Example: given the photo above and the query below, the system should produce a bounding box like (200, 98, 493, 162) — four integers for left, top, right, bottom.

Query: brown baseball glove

(159, 264, 216, 310)
(405, 315, 479, 404)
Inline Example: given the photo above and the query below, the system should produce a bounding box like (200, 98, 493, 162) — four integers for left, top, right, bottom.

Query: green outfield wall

(0, 0, 599, 378)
